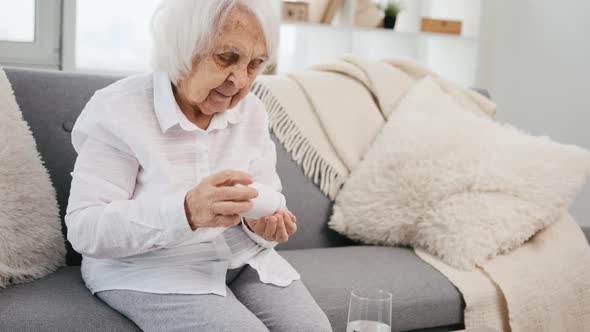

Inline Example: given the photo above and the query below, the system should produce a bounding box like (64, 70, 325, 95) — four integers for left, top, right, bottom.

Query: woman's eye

(249, 60, 263, 71)
(217, 53, 238, 64)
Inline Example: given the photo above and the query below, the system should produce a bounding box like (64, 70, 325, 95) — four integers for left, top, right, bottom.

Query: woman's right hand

(184, 170, 258, 230)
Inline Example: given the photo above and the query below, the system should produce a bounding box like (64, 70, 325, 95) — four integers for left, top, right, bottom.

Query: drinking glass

(346, 288, 392, 332)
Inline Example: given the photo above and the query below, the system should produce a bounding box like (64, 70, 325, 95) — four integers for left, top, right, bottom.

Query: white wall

(421, 0, 481, 86)
(478, 0, 590, 225)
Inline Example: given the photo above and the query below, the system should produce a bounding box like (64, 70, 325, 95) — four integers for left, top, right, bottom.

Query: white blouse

(65, 72, 300, 296)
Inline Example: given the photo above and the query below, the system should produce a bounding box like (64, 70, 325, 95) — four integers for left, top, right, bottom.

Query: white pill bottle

(241, 182, 286, 219)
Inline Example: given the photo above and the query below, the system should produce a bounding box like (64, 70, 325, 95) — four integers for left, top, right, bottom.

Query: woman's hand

(245, 210, 297, 243)
(185, 170, 258, 230)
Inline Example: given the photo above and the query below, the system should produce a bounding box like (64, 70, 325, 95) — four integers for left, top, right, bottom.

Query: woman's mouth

(210, 90, 232, 103)
(214, 89, 235, 98)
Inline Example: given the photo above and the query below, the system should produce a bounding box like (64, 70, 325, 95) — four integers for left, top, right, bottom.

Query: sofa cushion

(329, 77, 590, 269)
(0, 68, 66, 288)
(281, 246, 464, 332)
(4, 68, 121, 266)
(0, 267, 139, 332)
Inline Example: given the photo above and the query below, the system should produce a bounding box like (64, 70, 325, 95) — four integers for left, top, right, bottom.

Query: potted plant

(381, 1, 401, 29)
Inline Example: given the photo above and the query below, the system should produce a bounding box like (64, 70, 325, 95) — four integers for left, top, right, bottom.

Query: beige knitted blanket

(253, 56, 495, 199)
(417, 214, 590, 331)
(252, 56, 590, 331)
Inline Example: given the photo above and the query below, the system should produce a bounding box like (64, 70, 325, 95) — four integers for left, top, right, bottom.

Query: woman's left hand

(245, 210, 297, 243)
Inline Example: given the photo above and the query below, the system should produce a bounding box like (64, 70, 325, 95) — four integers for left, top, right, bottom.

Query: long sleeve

(65, 97, 192, 259)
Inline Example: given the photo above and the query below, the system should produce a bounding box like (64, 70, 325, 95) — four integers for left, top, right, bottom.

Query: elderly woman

(65, 0, 332, 331)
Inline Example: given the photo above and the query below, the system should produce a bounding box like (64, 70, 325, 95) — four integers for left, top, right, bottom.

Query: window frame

(0, 0, 62, 69)
(61, 0, 76, 71)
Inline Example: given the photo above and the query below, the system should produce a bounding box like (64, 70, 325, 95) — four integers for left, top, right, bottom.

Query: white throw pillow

(329, 77, 590, 270)
(0, 68, 65, 287)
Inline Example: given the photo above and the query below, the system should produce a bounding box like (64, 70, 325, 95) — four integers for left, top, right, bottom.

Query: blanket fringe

(252, 82, 346, 200)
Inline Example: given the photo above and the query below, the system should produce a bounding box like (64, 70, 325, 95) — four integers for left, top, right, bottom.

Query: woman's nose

(228, 65, 249, 89)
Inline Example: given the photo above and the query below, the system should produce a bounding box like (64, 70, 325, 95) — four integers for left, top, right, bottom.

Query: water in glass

(347, 319, 391, 332)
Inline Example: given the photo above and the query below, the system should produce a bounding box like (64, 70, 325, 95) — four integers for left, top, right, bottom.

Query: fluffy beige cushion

(0, 68, 65, 288)
(329, 77, 590, 269)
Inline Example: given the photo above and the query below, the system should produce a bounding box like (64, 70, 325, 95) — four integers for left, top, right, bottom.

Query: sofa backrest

(5, 67, 355, 266)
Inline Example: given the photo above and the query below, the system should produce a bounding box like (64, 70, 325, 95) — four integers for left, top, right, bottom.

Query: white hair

(150, 0, 279, 83)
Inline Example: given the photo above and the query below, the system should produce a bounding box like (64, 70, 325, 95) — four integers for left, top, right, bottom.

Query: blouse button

(62, 120, 74, 132)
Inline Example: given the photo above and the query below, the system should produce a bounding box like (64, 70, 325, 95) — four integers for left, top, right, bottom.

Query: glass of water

(347, 288, 392, 332)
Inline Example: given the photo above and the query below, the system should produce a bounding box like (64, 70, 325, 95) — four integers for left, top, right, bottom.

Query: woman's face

(175, 6, 268, 117)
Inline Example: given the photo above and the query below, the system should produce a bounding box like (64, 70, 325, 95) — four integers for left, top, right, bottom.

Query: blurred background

(0, 0, 588, 223)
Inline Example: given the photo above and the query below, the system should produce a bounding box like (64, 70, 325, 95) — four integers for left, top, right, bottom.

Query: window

(70, 0, 161, 73)
(67, 0, 284, 74)
(0, 0, 61, 69)
(0, 0, 36, 42)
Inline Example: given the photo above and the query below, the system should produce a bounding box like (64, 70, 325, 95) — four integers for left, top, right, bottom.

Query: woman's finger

(275, 217, 289, 242)
(284, 215, 297, 236)
(280, 211, 292, 224)
(263, 216, 278, 241)
(252, 218, 267, 235)
(211, 201, 253, 216)
(213, 186, 258, 202)
(287, 210, 297, 223)
(208, 170, 253, 187)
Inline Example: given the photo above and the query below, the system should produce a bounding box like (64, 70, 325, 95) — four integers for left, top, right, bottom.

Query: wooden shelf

(276, 0, 483, 86)
(281, 22, 478, 42)
(353, 26, 479, 42)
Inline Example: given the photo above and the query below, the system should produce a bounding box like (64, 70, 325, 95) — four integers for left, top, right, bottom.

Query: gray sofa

(1, 67, 588, 332)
